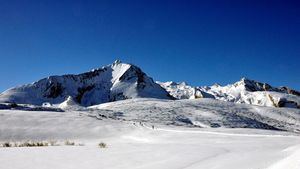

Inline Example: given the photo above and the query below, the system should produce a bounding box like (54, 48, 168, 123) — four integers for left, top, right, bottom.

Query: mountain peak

(236, 77, 256, 85)
(113, 59, 122, 65)
(0, 61, 172, 106)
(234, 78, 272, 92)
(240, 77, 250, 82)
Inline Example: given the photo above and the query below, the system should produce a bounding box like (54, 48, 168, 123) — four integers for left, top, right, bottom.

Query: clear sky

(0, 0, 299, 92)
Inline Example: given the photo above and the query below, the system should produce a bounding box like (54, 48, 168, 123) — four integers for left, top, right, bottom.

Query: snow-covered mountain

(158, 78, 300, 109)
(0, 60, 173, 106)
(1, 62, 300, 169)
(157, 81, 215, 99)
(0, 60, 299, 109)
(1, 82, 300, 169)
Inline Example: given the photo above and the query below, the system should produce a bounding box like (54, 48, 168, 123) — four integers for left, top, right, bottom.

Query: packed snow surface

(1, 98, 300, 169)
(1, 125, 299, 169)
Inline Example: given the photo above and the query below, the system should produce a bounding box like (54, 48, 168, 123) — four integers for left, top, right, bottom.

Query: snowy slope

(159, 78, 300, 109)
(0, 60, 172, 106)
(1, 98, 299, 140)
(0, 105, 300, 169)
(1, 126, 299, 169)
(90, 98, 300, 133)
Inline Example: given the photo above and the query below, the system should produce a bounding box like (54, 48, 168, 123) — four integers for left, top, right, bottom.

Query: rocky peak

(113, 59, 122, 65)
(279, 86, 300, 97)
(0, 61, 172, 106)
(234, 77, 273, 92)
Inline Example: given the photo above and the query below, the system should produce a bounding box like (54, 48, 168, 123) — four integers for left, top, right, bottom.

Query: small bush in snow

(64, 140, 75, 146)
(2, 142, 12, 147)
(0, 140, 85, 148)
(49, 140, 58, 146)
(17, 141, 49, 147)
(98, 142, 107, 148)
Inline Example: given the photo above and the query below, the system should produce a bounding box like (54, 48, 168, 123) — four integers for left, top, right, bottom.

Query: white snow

(0, 109, 299, 169)
(0, 131, 299, 169)
(58, 96, 83, 110)
(157, 81, 214, 99)
(90, 98, 300, 132)
(267, 145, 300, 169)
(0, 98, 300, 169)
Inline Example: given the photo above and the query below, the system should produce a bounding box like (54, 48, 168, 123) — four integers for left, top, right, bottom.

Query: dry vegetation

(98, 142, 107, 148)
(0, 140, 84, 148)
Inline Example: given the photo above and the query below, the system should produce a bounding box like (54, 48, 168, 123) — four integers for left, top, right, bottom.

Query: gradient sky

(0, 0, 299, 92)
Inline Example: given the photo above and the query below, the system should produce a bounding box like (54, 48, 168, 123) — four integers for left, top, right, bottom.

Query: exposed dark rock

(241, 78, 274, 92)
(76, 85, 95, 103)
(110, 92, 129, 102)
(277, 98, 298, 108)
(118, 65, 148, 89)
(0, 103, 64, 112)
(78, 68, 105, 82)
(44, 82, 64, 98)
(175, 115, 193, 125)
(279, 87, 300, 97)
(240, 78, 300, 98)
(0, 104, 11, 109)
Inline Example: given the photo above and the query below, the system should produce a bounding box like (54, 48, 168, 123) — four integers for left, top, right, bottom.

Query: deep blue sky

(0, 0, 299, 92)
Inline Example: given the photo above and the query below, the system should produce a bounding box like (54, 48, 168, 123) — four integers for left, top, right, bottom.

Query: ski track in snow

(142, 124, 298, 138)
(267, 145, 300, 169)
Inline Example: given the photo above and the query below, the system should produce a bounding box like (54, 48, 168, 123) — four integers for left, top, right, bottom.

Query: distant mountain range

(158, 78, 300, 109)
(0, 60, 299, 109)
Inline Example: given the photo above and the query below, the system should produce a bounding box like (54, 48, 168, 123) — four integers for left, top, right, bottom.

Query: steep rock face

(233, 78, 274, 92)
(0, 60, 173, 106)
(279, 86, 300, 97)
